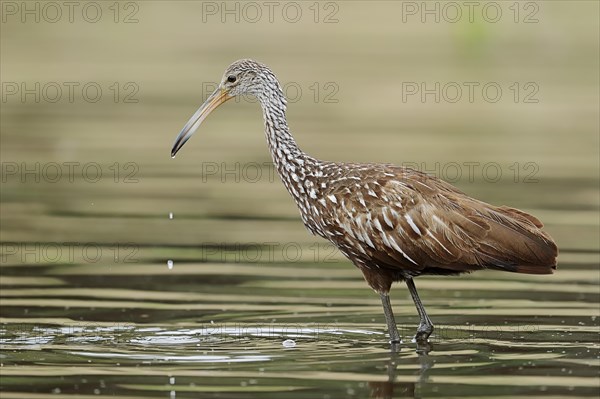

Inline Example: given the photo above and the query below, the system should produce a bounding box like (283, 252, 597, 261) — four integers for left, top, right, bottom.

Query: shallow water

(1, 1, 599, 397)
(1, 241, 598, 398)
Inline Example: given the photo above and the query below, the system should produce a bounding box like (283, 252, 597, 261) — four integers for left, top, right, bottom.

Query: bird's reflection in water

(368, 342, 434, 399)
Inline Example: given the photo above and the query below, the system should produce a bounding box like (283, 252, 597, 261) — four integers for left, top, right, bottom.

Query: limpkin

(171, 59, 558, 343)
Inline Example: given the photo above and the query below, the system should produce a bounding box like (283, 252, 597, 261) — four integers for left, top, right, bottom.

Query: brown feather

(315, 165, 557, 291)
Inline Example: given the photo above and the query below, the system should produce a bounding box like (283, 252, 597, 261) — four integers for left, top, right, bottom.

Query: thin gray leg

(405, 278, 434, 341)
(380, 293, 401, 344)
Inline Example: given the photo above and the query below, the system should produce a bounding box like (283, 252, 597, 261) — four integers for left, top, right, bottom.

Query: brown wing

(323, 166, 557, 275)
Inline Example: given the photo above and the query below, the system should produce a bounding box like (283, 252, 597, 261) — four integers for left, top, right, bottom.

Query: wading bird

(171, 59, 557, 343)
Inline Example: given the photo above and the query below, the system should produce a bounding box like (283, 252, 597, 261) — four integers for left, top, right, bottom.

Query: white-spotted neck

(256, 75, 325, 229)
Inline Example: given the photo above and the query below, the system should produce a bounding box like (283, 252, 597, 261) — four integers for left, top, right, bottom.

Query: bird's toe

(414, 323, 433, 342)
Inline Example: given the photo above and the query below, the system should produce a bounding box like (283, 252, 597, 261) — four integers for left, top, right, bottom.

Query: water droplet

(169, 212, 174, 219)
(167, 260, 174, 269)
(170, 390, 176, 399)
(282, 339, 296, 348)
(169, 377, 175, 385)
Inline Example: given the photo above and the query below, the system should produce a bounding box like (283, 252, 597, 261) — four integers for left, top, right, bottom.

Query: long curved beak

(171, 87, 232, 157)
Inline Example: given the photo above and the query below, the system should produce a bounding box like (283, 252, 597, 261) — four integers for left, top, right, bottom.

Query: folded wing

(325, 167, 557, 275)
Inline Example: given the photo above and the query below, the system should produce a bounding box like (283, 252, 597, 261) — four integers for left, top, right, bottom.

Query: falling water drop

(167, 260, 174, 269)
(169, 212, 173, 219)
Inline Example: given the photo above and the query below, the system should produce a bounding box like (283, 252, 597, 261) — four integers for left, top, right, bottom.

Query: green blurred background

(1, 1, 598, 248)
(1, 1, 599, 398)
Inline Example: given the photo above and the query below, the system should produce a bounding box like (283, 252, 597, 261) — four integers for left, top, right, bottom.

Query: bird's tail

(478, 205, 558, 274)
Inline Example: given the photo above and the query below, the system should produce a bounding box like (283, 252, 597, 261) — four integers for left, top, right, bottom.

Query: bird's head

(171, 59, 280, 157)
(221, 59, 272, 97)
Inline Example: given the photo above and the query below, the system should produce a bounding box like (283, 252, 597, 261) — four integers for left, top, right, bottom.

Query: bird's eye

(227, 75, 236, 83)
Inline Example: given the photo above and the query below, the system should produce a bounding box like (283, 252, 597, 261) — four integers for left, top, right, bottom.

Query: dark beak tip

(170, 143, 180, 158)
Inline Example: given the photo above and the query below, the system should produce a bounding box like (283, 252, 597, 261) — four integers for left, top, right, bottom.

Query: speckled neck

(257, 77, 321, 214)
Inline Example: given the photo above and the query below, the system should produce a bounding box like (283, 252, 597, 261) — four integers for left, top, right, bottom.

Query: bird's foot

(412, 323, 433, 343)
